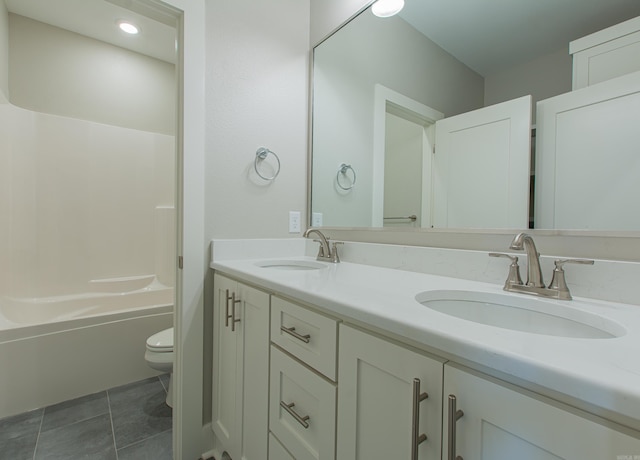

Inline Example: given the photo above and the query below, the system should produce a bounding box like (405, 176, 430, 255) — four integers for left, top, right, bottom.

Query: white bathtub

(0, 275, 174, 419)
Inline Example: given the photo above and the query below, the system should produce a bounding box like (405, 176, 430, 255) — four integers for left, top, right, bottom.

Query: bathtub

(0, 275, 174, 419)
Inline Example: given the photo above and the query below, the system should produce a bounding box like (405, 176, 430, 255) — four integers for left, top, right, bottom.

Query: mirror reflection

(311, 1, 640, 230)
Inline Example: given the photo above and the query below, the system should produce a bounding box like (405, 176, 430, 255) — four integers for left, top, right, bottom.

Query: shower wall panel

(1, 103, 175, 298)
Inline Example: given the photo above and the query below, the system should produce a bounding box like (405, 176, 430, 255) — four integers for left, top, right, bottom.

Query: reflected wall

(312, 9, 484, 227)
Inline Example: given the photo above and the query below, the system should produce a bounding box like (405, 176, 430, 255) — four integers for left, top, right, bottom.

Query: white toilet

(145, 327, 174, 407)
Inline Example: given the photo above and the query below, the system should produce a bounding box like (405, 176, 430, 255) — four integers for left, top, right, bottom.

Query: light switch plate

(312, 212, 323, 227)
(289, 211, 301, 233)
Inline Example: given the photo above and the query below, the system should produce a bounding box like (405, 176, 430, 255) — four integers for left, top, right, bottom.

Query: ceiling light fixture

(118, 21, 139, 35)
(372, 0, 405, 18)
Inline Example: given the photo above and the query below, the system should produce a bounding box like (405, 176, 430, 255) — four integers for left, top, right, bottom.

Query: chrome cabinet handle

(280, 325, 311, 344)
(448, 395, 464, 460)
(225, 289, 241, 331)
(411, 378, 429, 460)
(280, 401, 310, 429)
(225, 289, 231, 327)
(230, 292, 241, 332)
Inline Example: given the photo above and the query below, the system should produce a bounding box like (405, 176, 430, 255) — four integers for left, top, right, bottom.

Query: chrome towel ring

(337, 163, 356, 190)
(254, 147, 281, 181)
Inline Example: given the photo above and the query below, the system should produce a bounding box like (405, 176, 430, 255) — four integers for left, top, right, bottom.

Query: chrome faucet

(303, 229, 342, 263)
(491, 232, 594, 300)
(509, 232, 544, 287)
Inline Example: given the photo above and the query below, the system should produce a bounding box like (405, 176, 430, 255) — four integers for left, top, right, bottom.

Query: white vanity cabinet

(336, 325, 445, 460)
(443, 364, 640, 460)
(209, 265, 640, 460)
(212, 273, 270, 460)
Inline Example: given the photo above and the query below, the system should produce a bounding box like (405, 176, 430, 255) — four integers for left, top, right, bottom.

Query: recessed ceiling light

(372, 0, 405, 18)
(118, 21, 139, 35)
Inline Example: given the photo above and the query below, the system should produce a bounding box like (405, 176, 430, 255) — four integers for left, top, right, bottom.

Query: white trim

(144, 0, 205, 459)
(372, 84, 443, 227)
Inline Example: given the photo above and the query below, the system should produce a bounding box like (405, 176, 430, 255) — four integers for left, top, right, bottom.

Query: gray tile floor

(0, 375, 172, 460)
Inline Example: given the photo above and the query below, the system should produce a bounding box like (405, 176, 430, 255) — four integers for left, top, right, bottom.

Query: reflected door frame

(372, 84, 444, 227)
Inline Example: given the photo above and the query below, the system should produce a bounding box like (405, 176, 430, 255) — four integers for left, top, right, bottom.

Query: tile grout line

(116, 427, 173, 452)
(106, 390, 119, 460)
(31, 408, 45, 460)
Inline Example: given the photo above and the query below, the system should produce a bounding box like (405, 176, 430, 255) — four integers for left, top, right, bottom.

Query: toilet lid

(146, 327, 173, 352)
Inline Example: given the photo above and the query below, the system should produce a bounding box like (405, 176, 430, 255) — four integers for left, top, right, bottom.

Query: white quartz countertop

(211, 255, 640, 426)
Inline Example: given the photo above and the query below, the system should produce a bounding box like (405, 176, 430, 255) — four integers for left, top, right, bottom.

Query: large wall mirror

(311, 1, 640, 231)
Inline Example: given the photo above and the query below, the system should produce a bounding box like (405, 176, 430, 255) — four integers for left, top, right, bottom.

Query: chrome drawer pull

(411, 378, 429, 460)
(447, 394, 464, 460)
(280, 401, 310, 429)
(280, 325, 311, 344)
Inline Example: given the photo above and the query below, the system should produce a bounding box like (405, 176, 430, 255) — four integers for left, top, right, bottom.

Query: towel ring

(254, 147, 281, 181)
(337, 163, 356, 190)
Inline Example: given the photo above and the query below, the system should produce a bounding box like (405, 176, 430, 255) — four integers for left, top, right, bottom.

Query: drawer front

(269, 433, 295, 460)
(271, 296, 338, 380)
(269, 346, 336, 460)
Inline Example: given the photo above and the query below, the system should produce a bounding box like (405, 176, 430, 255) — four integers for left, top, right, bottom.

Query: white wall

(312, 10, 484, 227)
(204, 0, 310, 239)
(0, 2, 8, 100)
(9, 14, 175, 135)
(310, 0, 370, 45)
(484, 47, 572, 118)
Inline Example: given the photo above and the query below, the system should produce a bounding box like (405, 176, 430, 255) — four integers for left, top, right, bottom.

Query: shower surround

(0, 101, 176, 418)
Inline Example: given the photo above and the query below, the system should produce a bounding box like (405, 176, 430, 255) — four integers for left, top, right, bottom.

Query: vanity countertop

(211, 255, 640, 427)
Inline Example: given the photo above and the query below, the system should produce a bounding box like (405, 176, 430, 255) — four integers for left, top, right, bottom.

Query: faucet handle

(489, 253, 523, 289)
(554, 258, 595, 268)
(330, 241, 343, 263)
(548, 259, 594, 300)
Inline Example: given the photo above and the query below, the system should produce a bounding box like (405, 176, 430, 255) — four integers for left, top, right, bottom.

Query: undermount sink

(255, 259, 327, 271)
(415, 290, 625, 339)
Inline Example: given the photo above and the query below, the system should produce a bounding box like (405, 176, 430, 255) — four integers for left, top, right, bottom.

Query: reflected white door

(433, 95, 532, 228)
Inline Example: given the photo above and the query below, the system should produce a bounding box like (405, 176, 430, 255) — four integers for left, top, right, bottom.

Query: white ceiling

(400, 0, 640, 76)
(4, 0, 177, 64)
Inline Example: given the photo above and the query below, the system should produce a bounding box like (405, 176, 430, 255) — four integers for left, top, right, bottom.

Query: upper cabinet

(535, 72, 640, 230)
(571, 16, 640, 90)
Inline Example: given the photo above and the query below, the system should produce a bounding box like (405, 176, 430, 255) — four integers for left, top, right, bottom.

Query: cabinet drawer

(269, 433, 295, 460)
(269, 346, 336, 460)
(271, 296, 338, 380)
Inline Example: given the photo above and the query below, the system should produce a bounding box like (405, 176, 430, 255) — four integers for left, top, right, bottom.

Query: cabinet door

(238, 282, 270, 460)
(212, 274, 242, 457)
(337, 325, 444, 460)
(443, 364, 640, 460)
(212, 274, 270, 460)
